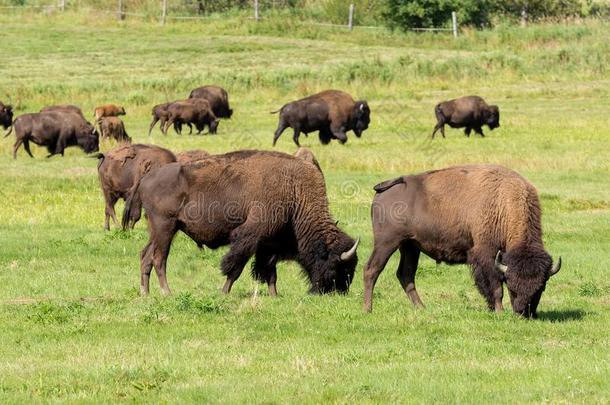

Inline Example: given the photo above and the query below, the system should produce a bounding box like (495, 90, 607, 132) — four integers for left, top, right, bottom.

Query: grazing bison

(176, 149, 210, 164)
(7, 111, 99, 159)
(162, 99, 219, 135)
(432, 95, 500, 139)
(122, 150, 359, 296)
(189, 85, 233, 118)
(363, 165, 561, 318)
(0, 102, 13, 132)
(94, 104, 126, 122)
(99, 116, 131, 143)
(96, 144, 176, 230)
(41, 104, 85, 118)
(272, 90, 370, 147)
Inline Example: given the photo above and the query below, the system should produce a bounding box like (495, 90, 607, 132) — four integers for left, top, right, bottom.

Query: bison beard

(123, 150, 359, 297)
(363, 165, 561, 318)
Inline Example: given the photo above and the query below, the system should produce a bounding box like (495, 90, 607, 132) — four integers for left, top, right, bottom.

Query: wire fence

(0, 1, 460, 36)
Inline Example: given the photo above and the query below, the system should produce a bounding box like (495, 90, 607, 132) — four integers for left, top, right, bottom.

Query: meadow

(0, 9, 609, 403)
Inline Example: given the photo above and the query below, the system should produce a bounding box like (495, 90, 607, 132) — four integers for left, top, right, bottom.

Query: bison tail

(3, 124, 13, 138)
(373, 177, 405, 193)
(269, 109, 281, 114)
(121, 178, 143, 231)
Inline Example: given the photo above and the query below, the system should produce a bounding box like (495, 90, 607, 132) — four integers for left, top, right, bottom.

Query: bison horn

(495, 251, 508, 273)
(340, 238, 359, 261)
(550, 256, 562, 276)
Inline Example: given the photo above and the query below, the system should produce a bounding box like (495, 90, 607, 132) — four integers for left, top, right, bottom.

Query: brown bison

(122, 150, 359, 296)
(99, 116, 131, 143)
(294, 147, 322, 173)
(175, 149, 210, 164)
(432, 95, 500, 139)
(0, 102, 13, 132)
(189, 85, 233, 119)
(41, 104, 85, 118)
(363, 165, 561, 318)
(147, 101, 193, 136)
(7, 111, 99, 159)
(94, 104, 126, 122)
(162, 99, 219, 135)
(96, 144, 176, 230)
(272, 90, 370, 146)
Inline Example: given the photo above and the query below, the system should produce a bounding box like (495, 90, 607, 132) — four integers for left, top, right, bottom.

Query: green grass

(0, 11, 609, 403)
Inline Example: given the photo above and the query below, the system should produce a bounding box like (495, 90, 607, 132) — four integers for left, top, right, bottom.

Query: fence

(0, 1, 460, 37)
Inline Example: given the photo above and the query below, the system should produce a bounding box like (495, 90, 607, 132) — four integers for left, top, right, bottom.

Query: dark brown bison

(7, 111, 99, 159)
(363, 165, 561, 318)
(94, 104, 126, 121)
(432, 95, 500, 139)
(162, 99, 219, 135)
(99, 116, 131, 143)
(95, 144, 176, 230)
(176, 149, 210, 164)
(188, 85, 233, 118)
(0, 102, 13, 132)
(41, 104, 84, 118)
(272, 90, 370, 147)
(122, 150, 359, 296)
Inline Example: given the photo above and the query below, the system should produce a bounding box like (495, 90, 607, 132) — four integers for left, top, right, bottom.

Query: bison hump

(373, 177, 405, 193)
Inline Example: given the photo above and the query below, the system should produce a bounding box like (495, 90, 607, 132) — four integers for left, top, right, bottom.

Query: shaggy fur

(363, 164, 561, 317)
(99, 116, 131, 143)
(123, 150, 358, 297)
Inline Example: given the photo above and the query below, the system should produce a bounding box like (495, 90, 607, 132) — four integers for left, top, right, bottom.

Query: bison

(94, 104, 126, 121)
(189, 85, 233, 119)
(175, 149, 210, 164)
(272, 90, 370, 146)
(0, 102, 13, 132)
(363, 164, 561, 318)
(7, 111, 99, 159)
(432, 95, 500, 139)
(96, 144, 176, 230)
(122, 150, 359, 296)
(41, 104, 85, 118)
(162, 99, 219, 135)
(148, 101, 193, 136)
(99, 116, 131, 143)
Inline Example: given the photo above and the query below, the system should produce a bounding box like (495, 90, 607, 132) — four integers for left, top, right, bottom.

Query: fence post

(451, 11, 458, 38)
(59, 0, 65, 12)
(254, 0, 260, 21)
(348, 3, 354, 31)
(161, 0, 167, 25)
(117, 0, 124, 20)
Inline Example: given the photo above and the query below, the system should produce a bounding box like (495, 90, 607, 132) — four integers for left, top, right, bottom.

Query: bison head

(78, 124, 100, 154)
(495, 249, 561, 318)
(209, 118, 220, 134)
(351, 101, 370, 137)
(486, 105, 500, 130)
(0, 104, 13, 129)
(309, 234, 359, 294)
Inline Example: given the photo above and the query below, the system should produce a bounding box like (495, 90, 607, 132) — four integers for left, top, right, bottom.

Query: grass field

(0, 10, 609, 403)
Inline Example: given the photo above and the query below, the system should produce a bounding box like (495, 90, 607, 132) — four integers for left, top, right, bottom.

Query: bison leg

(330, 126, 348, 144)
(292, 127, 302, 147)
(23, 139, 34, 158)
(474, 127, 485, 137)
(221, 223, 260, 294)
(140, 241, 154, 295)
(272, 121, 289, 146)
(319, 128, 333, 145)
(252, 248, 279, 297)
(363, 241, 400, 312)
(12, 138, 26, 159)
(149, 218, 177, 296)
(104, 194, 119, 230)
(396, 243, 424, 308)
(469, 249, 504, 312)
(464, 127, 472, 137)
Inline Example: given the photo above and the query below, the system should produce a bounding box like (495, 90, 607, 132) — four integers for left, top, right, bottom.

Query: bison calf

(432, 95, 500, 139)
(96, 144, 176, 230)
(272, 90, 370, 146)
(100, 116, 131, 143)
(94, 104, 126, 122)
(363, 165, 561, 318)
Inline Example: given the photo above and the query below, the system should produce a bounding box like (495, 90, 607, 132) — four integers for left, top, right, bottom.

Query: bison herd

(0, 85, 564, 319)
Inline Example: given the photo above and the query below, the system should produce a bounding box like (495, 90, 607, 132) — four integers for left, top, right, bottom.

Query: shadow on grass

(537, 309, 587, 322)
